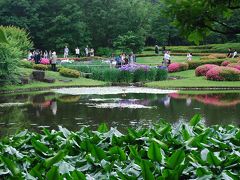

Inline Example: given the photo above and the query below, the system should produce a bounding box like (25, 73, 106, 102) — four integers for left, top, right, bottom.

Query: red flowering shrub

(227, 63, 240, 70)
(206, 67, 240, 81)
(168, 62, 188, 73)
(195, 64, 219, 76)
(221, 61, 231, 66)
(40, 58, 50, 65)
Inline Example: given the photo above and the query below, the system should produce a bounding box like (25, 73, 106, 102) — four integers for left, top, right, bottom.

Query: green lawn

(146, 70, 240, 88)
(137, 56, 201, 65)
(0, 68, 107, 92)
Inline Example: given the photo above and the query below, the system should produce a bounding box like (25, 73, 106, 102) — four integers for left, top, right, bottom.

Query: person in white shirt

(75, 47, 80, 58)
(187, 53, 192, 61)
(232, 50, 237, 58)
(64, 46, 69, 58)
(163, 51, 171, 66)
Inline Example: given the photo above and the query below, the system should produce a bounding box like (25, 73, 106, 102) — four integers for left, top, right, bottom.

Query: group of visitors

(227, 48, 238, 58)
(27, 49, 57, 71)
(64, 45, 94, 58)
(110, 52, 136, 68)
(155, 45, 166, 55)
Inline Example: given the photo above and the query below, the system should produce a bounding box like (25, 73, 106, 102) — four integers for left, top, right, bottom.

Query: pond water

(0, 87, 239, 137)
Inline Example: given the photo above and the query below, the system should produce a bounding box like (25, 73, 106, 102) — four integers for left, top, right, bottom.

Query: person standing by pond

(163, 51, 171, 66)
(85, 45, 89, 57)
(34, 50, 41, 64)
(64, 46, 69, 58)
(75, 47, 80, 58)
(51, 51, 57, 71)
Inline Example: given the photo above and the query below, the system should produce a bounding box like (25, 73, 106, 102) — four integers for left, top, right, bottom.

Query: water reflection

(0, 90, 239, 137)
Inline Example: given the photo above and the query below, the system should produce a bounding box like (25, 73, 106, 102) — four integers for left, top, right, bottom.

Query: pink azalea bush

(227, 63, 240, 70)
(40, 58, 50, 65)
(221, 60, 231, 66)
(195, 64, 219, 76)
(168, 62, 188, 73)
(206, 67, 240, 81)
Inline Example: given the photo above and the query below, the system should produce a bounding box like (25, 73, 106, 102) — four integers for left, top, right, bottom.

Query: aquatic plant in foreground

(0, 115, 239, 179)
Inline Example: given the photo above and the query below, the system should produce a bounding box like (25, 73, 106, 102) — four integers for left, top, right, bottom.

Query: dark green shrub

(59, 68, 80, 78)
(33, 64, 48, 71)
(133, 69, 147, 82)
(19, 60, 33, 68)
(118, 70, 134, 83)
(155, 69, 168, 81)
(96, 47, 114, 57)
(146, 68, 157, 81)
(103, 68, 119, 82)
(91, 68, 105, 81)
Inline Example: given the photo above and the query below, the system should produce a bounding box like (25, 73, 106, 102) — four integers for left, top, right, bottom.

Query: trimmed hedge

(187, 59, 224, 69)
(195, 64, 219, 76)
(59, 68, 80, 78)
(206, 67, 240, 81)
(227, 63, 240, 70)
(33, 64, 48, 71)
(168, 62, 189, 73)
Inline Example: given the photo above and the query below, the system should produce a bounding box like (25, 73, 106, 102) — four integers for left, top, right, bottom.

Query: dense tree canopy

(0, 0, 239, 51)
(165, 0, 240, 44)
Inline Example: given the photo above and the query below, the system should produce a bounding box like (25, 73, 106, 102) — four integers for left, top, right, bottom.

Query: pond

(0, 87, 239, 137)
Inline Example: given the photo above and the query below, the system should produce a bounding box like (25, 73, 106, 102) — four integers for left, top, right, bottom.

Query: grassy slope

(146, 70, 240, 88)
(0, 68, 107, 91)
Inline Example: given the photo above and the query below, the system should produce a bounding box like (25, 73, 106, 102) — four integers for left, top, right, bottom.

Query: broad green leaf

(189, 114, 201, 126)
(29, 163, 44, 179)
(46, 166, 61, 180)
(152, 138, 168, 151)
(0, 29, 8, 43)
(31, 138, 52, 154)
(221, 170, 239, 180)
(235, 130, 240, 139)
(109, 146, 126, 161)
(80, 140, 93, 152)
(158, 124, 171, 135)
(196, 167, 211, 177)
(0, 156, 20, 176)
(140, 160, 154, 180)
(91, 145, 107, 161)
(147, 141, 162, 162)
(128, 128, 140, 138)
(71, 170, 86, 180)
(98, 123, 109, 133)
(167, 149, 185, 169)
(129, 146, 142, 164)
(182, 126, 190, 141)
(45, 150, 67, 168)
(207, 151, 221, 166)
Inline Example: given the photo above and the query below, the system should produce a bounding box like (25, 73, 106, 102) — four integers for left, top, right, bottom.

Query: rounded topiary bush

(33, 64, 48, 71)
(195, 64, 219, 76)
(19, 60, 33, 68)
(59, 68, 80, 78)
(227, 63, 240, 70)
(168, 62, 188, 73)
(206, 67, 240, 81)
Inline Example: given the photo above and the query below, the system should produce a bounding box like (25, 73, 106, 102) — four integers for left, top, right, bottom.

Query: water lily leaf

(98, 123, 109, 133)
(46, 166, 62, 180)
(207, 151, 221, 166)
(71, 170, 86, 180)
(140, 160, 154, 180)
(45, 150, 67, 168)
(167, 149, 185, 169)
(31, 138, 52, 154)
(109, 146, 126, 161)
(0, 156, 20, 176)
(147, 141, 162, 162)
(91, 145, 107, 161)
(189, 114, 201, 126)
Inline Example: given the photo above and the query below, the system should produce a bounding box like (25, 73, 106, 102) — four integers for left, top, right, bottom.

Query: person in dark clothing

(34, 50, 41, 64)
(227, 48, 233, 58)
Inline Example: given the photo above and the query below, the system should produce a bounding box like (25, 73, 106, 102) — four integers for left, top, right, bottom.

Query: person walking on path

(155, 45, 159, 54)
(51, 51, 57, 71)
(163, 51, 171, 66)
(64, 46, 69, 58)
(75, 47, 80, 58)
